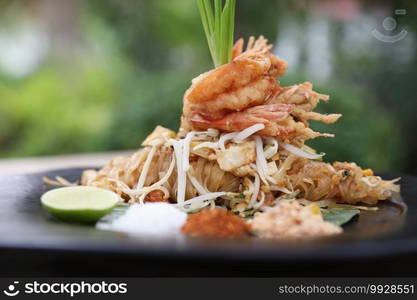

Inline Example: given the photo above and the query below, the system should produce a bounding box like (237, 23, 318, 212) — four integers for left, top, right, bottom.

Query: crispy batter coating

(181, 209, 250, 238)
(267, 82, 341, 125)
(186, 76, 276, 120)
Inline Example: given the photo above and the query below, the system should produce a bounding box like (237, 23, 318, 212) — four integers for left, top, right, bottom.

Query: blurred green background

(0, 0, 415, 174)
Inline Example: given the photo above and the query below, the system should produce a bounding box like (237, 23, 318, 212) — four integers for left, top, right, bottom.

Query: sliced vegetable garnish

(321, 209, 360, 226)
(41, 186, 120, 223)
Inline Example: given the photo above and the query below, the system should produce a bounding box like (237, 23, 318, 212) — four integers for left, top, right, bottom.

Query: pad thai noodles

(44, 1, 400, 240)
(80, 36, 399, 217)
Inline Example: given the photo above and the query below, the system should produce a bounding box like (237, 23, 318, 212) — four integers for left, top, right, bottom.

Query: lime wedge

(41, 186, 120, 223)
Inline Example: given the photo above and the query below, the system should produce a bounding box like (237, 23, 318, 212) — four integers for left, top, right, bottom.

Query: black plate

(0, 168, 416, 277)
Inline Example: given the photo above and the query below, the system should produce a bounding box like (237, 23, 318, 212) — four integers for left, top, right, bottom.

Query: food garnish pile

(42, 0, 400, 241)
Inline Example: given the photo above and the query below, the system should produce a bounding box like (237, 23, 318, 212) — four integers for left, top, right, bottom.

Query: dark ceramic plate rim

(0, 168, 416, 263)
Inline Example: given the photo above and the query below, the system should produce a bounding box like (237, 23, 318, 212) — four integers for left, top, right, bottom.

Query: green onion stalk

(196, 0, 236, 68)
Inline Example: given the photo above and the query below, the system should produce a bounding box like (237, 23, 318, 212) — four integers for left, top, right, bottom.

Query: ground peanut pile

(251, 201, 342, 240)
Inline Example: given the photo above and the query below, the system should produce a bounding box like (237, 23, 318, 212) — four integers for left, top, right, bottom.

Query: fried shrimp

(181, 36, 288, 131)
(181, 37, 339, 141)
(267, 82, 342, 124)
(185, 36, 286, 109)
(189, 103, 296, 136)
(189, 103, 335, 140)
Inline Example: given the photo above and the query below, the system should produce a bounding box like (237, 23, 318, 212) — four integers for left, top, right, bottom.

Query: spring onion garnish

(196, 0, 236, 67)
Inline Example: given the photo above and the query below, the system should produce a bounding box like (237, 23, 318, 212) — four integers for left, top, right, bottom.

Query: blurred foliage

(307, 82, 404, 172)
(280, 74, 405, 172)
(0, 0, 415, 174)
(0, 65, 120, 156)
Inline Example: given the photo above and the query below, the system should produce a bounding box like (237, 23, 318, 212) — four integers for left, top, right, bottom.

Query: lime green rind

(41, 204, 117, 224)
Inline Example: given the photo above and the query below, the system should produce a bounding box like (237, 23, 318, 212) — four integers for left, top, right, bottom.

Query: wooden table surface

(0, 151, 133, 175)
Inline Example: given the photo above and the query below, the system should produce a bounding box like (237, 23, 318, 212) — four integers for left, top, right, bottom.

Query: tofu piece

(216, 141, 256, 172)
(231, 164, 254, 177)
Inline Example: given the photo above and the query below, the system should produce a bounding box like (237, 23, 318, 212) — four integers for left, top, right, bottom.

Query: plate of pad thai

(38, 0, 404, 242)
